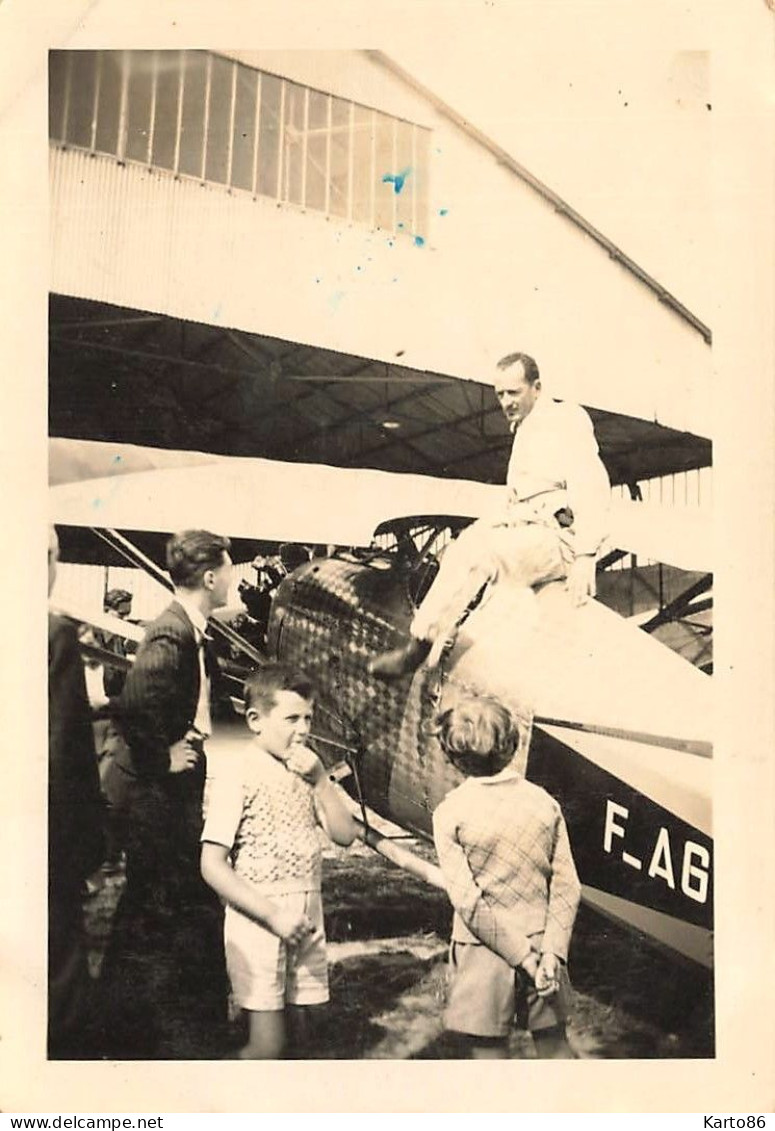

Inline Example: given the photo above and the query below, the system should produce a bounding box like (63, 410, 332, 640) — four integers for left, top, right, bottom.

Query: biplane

(49, 419, 713, 971)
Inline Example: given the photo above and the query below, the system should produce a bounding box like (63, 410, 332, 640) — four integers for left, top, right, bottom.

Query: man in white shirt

(370, 352, 611, 679)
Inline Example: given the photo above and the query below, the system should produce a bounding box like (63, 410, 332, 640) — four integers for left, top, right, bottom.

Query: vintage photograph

(46, 43, 716, 1067)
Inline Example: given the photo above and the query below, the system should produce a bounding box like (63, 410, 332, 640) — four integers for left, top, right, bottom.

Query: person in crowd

(237, 553, 285, 648)
(98, 529, 233, 1058)
(432, 693, 580, 1059)
(77, 622, 110, 712)
(47, 526, 105, 1057)
(278, 542, 311, 574)
(370, 352, 611, 677)
(201, 662, 356, 1059)
(99, 588, 135, 699)
(91, 589, 137, 871)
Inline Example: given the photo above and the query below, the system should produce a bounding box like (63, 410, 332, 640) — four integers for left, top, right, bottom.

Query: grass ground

(84, 837, 714, 1060)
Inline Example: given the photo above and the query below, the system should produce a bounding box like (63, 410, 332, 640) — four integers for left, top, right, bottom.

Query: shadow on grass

(568, 904, 714, 1058)
(322, 852, 452, 943)
(82, 847, 714, 1060)
(313, 950, 442, 1058)
(321, 855, 715, 1060)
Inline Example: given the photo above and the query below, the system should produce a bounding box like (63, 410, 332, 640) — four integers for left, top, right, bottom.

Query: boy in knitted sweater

(201, 662, 355, 1059)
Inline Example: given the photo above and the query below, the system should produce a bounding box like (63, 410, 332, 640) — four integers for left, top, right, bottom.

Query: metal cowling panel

(268, 558, 456, 837)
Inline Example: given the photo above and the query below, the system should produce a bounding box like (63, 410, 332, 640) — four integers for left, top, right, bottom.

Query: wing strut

(90, 527, 265, 668)
(352, 818, 445, 890)
(639, 573, 713, 634)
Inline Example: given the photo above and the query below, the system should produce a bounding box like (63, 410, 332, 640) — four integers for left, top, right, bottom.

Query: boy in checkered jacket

(432, 694, 580, 1058)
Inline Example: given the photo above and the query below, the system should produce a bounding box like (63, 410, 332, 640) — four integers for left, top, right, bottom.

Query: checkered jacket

(432, 769, 581, 966)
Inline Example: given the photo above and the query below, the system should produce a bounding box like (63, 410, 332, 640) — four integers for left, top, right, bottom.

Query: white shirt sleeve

(561, 403, 611, 555)
(201, 764, 245, 850)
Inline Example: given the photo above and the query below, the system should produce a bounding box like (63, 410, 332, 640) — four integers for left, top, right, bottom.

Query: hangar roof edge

(366, 50, 712, 347)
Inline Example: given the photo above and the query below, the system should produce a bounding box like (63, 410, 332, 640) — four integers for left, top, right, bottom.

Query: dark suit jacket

(95, 627, 134, 699)
(119, 600, 203, 779)
(116, 600, 221, 884)
(100, 603, 229, 1055)
(48, 613, 105, 891)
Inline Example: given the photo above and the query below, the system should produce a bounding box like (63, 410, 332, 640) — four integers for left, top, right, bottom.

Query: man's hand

(168, 734, 201, 774)
(269, 905, 315, 947)
(286, 745, 326, 786)
(535, 952, 560, 998)
(566, 553, 597, 607)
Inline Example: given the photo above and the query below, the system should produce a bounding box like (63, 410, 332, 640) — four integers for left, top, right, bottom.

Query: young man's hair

(495, 351, 540, 385)
(104, 587, 132, 612)
(434, 694, 519, 778)
(166, 529, 231, 590)
(243, 661, 316, 717)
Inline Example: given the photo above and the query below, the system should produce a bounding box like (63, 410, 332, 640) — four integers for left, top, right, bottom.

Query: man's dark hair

(166, 529, 231, 590)
(243, 661, 316, 717)
(496, 352, 540, 385)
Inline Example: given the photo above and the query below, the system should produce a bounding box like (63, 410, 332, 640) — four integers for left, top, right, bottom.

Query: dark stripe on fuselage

(528, 727, 713, 929)
(534, 716, 712, 758)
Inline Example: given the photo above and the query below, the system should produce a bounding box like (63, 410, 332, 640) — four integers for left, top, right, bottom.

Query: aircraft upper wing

(50, 438, 712, 572)
(49, 436, 217, 486)
(49, 437, 500, 548)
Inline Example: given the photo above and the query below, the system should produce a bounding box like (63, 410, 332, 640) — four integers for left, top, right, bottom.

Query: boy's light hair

(244, 661, 315, 717)
(434, 694, 520, 778)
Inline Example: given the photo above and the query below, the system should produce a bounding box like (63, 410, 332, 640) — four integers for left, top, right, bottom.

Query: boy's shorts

(224, 890, 329, 1011)
(444, 941, 572, 1039)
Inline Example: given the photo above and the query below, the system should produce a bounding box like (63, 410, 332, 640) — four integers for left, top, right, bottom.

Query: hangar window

(48, 49, 430, 240)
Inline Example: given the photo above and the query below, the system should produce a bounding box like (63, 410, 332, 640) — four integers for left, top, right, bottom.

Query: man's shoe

(369, 637, 432, 680)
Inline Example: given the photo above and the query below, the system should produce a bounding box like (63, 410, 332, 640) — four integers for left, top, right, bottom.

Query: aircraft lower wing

(48, 600, 145, 644)
(437, 583, 713, 966)
(448, 580, 712, 752)
(607, 498, 712, 574)
(581, 886, 713, 968)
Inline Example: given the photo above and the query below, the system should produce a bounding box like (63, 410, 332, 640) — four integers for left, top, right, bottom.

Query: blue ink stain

(89, 474, 124, 512)
(413, 235, 425, 248)
(113, 454, 122, 464)
(213, 303, 222, 320)
(382, 167, 412, 195)
(329, 290, 346, 312)
(397, 222, 405, 230)
(439, 208, 449, 217)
